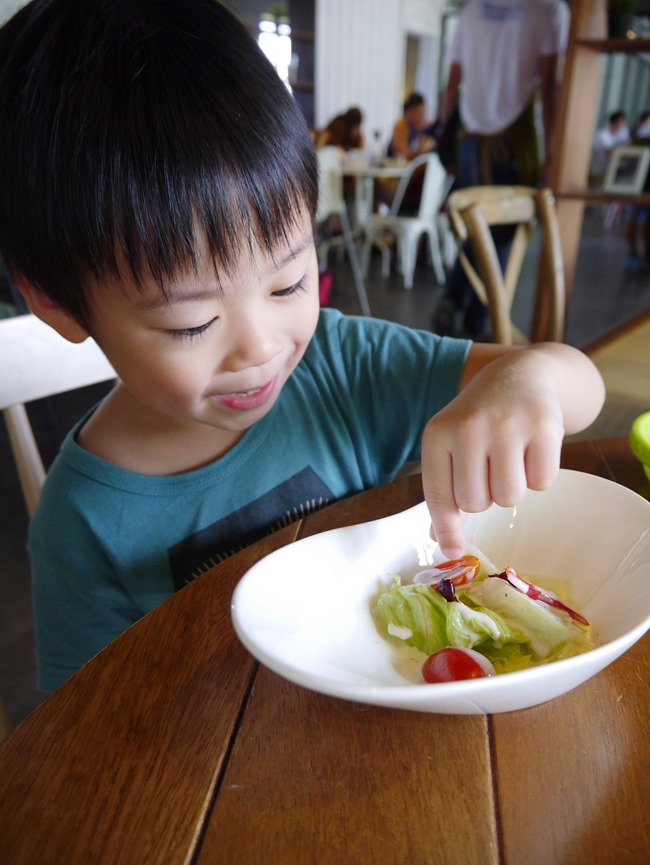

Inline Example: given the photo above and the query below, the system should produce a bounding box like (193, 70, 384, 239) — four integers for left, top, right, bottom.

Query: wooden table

(1, 438, 649, 865)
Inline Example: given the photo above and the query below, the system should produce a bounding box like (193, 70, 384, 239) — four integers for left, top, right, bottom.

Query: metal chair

(361, 153, 452, 290)
(315, 146, 371, 316)
(446, 185, 566, 345)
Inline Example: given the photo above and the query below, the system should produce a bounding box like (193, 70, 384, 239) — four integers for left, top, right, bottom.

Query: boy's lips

(211, 375, 279, 412)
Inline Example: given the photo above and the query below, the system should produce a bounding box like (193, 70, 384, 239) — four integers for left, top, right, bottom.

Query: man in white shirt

(432, 0, 569, 339)
(592, 111, 630, 178)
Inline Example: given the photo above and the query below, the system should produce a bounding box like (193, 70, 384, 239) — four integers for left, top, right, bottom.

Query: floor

(1, 208, 649, 732)
(587, 314, 650, 404)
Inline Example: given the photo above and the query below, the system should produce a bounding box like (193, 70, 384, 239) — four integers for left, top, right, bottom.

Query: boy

(0, 0, 604, 693)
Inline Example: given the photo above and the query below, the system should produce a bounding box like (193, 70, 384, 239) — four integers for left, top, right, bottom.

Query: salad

(373, 546, 595, 683)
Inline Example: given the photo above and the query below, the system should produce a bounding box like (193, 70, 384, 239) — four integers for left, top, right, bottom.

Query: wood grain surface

(0, 439, 648, 865)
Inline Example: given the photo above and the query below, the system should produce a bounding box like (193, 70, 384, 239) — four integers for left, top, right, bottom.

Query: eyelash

(166, 319, 216, 342)
(271, 276, 309, 298)
(166, 277, 309, 341)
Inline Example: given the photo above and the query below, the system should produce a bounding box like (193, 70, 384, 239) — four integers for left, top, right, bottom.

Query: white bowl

(231, 470, 650, 714)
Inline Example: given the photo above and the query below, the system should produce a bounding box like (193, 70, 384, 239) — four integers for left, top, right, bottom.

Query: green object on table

(629, 412, 650, 482)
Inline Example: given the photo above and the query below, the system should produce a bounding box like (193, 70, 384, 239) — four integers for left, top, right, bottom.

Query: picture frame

(603, 145, 650, 195)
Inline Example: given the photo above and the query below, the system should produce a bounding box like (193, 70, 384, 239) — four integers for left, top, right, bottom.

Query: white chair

(315, 146, 371, 316)
(0, 313, 116, 518)
(0, 312, 116, 742)
(362, 153, 452, 290)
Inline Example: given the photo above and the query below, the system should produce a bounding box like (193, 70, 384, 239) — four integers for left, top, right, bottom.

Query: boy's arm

(421, 343, 606, 559)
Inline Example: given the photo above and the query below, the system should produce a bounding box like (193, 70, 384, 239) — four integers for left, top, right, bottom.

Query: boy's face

(85, 213, 320, 447)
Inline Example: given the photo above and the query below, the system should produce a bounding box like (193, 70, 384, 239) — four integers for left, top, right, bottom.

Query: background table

(0, 438, 648, 864)
(342, 158, 408, 227)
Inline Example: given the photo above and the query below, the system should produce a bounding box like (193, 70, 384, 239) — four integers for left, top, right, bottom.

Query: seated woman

(316, 107, 364, 151)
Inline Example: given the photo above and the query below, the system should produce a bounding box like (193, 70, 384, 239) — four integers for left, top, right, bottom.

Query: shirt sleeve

(311, 310, 471, 485)
(539, 0, 569, 56)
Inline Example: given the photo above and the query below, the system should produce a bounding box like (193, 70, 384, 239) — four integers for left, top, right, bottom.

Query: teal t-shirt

(29, 309, 470, 692)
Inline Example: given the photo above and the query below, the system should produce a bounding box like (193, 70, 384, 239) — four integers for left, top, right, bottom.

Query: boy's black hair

(0, 0, 318, 329)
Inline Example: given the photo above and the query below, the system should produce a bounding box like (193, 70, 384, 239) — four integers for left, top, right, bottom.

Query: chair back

(388, 153, 451, 219)
(446, 185, 565, 345)
(362, 152, 451, 289)
(315, 146, 345, 223)
(0, 313, 115, 740)
(418, 154, 453, 221)
(0, 313, 116, 516)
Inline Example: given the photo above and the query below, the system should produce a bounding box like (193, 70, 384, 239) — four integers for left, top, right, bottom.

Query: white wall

(315, 0, 445, 151)
(0, 0, 26, 25)
(0, 0, 448, 154)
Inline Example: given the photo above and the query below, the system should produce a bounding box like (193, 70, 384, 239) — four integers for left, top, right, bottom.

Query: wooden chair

(0, 312, 116, 741)
(446, 186, 565, 345)
(1, 313, 116, 518)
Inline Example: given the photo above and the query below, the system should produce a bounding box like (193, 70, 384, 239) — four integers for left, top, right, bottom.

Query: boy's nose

(222, 311, 282, 372)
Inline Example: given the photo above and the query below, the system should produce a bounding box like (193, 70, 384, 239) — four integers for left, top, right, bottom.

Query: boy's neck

(76, 383, 245, 476)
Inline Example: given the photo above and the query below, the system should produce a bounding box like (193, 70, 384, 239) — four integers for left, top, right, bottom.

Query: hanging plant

(266, 4, 289, 21)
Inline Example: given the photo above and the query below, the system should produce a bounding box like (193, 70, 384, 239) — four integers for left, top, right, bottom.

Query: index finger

(421, 449, 466, 560)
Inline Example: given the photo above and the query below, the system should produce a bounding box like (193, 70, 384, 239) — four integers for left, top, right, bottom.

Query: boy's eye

(272, 276, 308, 298)
(166, 318, 217, 341)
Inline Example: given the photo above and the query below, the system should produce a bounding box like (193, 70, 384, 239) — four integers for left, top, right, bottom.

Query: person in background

(592, 110, 630, 181)
(387, 92, 437, 160)
(376, 93, 440, 213)
(632, 110, 650, 139)
(622, 111, 650, 271)
(316, 107, 364, 151)
(623, 208, 650, 272)
(0, 0, 603, 694)
(431, 0, 569, 340)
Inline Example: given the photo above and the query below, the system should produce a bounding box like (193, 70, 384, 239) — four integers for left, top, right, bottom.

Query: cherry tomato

(422, 647, 495, 683)
(433, 555, 481, 587)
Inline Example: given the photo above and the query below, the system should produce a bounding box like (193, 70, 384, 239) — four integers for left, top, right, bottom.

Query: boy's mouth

(212, 376, 278, 412)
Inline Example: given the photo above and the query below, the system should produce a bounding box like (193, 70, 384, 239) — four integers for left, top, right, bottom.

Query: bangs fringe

(0, 0, 318, 326)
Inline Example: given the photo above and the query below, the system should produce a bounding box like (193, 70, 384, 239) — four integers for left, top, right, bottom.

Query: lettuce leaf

(374, 577, 528, 657)
(461, 577, 592, 659)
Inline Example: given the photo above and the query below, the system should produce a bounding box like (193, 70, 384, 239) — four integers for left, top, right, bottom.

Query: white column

(315, 0, 404, 152)
(315, 0, 445, 153)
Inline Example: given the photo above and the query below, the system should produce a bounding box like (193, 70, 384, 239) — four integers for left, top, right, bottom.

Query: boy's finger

(422, 457, 466, 559)
(524, 434, 562, 491)
(429, 515, 465, 560)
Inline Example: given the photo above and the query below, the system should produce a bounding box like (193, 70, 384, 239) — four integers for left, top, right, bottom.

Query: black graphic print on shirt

(168, 466, 334, 590)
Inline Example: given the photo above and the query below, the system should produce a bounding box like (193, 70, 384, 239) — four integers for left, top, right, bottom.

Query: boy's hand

(420, 344, 603, 559)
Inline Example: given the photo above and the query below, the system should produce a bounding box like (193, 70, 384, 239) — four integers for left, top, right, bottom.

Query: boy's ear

(15, 275, 90, 344)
